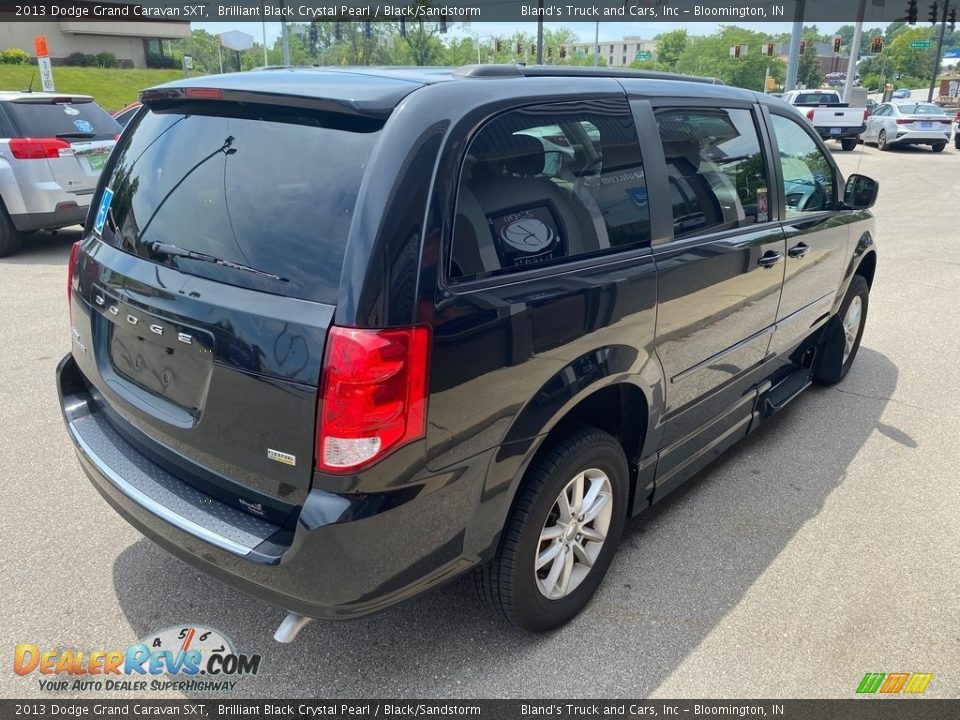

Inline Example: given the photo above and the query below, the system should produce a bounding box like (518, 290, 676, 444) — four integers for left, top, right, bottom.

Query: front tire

(931, 142, 946, 153)
(840, 138, 858, 151)
(814, 275, 869, 385)
(477, 427, 629, 632)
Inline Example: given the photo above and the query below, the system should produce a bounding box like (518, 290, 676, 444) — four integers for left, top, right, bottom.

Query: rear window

(898, 104, 945, 115)
(795, 93, 840, 104)
(95, 102, 381, 304)
(5, 99, 119, 140)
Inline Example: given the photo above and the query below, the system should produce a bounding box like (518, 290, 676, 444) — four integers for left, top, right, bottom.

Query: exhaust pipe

(273, 612, 314, 643)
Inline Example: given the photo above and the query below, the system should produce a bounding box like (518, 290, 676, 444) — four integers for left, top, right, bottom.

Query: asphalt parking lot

(2, 139, 959, 700)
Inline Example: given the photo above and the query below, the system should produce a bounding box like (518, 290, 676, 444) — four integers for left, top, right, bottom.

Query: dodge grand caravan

(58, 66, 878, 638)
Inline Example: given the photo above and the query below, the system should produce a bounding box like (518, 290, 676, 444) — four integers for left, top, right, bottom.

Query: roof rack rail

(454, 64, 723, 86)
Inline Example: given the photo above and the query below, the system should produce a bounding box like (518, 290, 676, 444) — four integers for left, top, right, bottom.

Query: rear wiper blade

(56, 131, 97, 139)
(149, 241, 287, 282)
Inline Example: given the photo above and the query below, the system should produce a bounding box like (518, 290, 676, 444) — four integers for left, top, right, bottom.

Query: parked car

(892, 88, 912, 99)
(111, 101, 142, 128)
(955, 110, 960, 149)
(58, 66, 879, 638)
(780, 88, 868, 151)
(0, 92, 120, 257)
(862, 101, 952, 151)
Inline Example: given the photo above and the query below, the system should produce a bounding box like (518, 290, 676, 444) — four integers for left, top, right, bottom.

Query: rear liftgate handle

(758, 250, 784, 269)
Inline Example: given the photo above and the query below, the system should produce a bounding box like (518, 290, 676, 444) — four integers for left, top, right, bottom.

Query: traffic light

(516, 42, 523, 54)
(733, 44, 741, 59)
(547, 46, 553, 59)
(833, 36, 842, 53)
(560, 47, 567, 59)
(334, 22, 342, 41)
(870, 36, 883, 53)
(439, 19, 447, 33)
(906, 0, 918, 23)
(799, 40, 806, 53)
(495, 38, 502, 53)
(928, 1, 939, 24)
(399, 20, 406, 38)
(949, 7, 957, 30)
(363, 22, 372, 39)
(765, 42, 775, 56)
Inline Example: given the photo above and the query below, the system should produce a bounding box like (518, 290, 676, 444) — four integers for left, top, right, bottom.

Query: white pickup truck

(781, 89, 868, 151)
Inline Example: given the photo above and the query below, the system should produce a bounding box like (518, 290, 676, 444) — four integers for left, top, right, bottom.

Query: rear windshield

(795, 93, 841, 104)
(898, 103, 944, 115)
(95, 102, 381, 304)
(5, 99, 119, 140)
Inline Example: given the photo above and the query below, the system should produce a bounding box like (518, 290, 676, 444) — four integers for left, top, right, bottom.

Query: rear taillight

(805, 110, 815, 121)
(67, 241, 80, 306)
(316, 325, 431, 473)
(896, 118, 910, 125)
(863, 110, 869, 123)
(9, 137, 71, 160)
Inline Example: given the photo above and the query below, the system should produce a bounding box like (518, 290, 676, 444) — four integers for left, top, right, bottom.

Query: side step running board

(764, 369, 813, 414)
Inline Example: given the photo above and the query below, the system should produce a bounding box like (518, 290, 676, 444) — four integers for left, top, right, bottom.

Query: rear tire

(840, 138, 858, 151)
(814, 275, 869, 386)
(0, 210, 23, 258)
(931, 143, 946, 153)
(476, 427, 629, 632)
(877, 130, 889, 151)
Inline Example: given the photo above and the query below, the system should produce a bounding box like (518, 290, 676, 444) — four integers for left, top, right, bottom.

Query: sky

(194, 21, 864, 48)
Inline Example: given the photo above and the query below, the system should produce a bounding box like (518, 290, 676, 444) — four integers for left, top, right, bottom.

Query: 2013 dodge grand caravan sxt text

(58, 66, 879, 638)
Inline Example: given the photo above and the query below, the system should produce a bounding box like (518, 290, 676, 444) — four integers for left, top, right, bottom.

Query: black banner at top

(0, 0, 931, 23)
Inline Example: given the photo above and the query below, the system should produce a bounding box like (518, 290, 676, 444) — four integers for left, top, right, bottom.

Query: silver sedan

(862, 102, 952, 152)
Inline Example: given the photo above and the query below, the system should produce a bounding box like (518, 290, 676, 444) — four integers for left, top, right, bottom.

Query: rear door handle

(788, 242, 810, 259)
(757, 251, 784, 269)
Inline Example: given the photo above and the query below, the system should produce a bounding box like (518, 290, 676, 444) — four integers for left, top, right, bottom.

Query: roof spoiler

(454, 64, 724, 85)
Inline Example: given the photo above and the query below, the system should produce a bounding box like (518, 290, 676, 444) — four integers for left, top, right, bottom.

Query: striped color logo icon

(856, 672, 933, 694)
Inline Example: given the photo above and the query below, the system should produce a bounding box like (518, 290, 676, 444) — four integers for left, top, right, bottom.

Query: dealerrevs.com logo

(856, 672, 933, 695)
(14, 625, 261, 693)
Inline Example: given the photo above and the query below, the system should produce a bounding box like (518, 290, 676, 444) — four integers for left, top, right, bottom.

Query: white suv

(0, 92, 119, 257)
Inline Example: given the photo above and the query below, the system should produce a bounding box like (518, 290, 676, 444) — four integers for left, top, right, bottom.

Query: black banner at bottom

(3, 700, 960, 720)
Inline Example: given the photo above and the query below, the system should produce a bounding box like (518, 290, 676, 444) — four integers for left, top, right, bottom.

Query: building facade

(0, 21, 190, 68)
(564, 36, 658, 67)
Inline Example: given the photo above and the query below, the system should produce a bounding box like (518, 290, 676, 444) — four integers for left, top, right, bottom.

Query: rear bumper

(57, 353, 485, 620)
(817, 124, 866, 140)
(10, 203, 89, 232)
(890, 129, 951, 145)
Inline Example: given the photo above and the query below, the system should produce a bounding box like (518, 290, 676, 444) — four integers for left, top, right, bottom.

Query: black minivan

(58, 66, 878, 637)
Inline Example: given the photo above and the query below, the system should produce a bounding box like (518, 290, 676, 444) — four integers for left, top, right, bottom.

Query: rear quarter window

(95, 102, 381, 305)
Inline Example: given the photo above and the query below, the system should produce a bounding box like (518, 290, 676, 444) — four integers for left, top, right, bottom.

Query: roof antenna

(25, 73, 35, 93)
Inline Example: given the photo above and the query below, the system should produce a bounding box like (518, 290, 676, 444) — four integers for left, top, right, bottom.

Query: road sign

(34, 35, 48, 58)
(635, 51, 652, 61)
(37, 57, 54, 92)
(910, 41, 932, 48)
(576, 50, 585, 58)
(218, 30, 254, 52)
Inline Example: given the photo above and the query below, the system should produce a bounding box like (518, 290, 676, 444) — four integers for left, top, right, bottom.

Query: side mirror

(844, 174, 879, 210)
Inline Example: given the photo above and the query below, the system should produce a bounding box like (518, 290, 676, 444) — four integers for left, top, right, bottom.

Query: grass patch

(0, 67, 197, 111)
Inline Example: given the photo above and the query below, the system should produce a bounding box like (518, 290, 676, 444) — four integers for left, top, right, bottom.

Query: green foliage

(654, 29, 688, 70)
(64, 52, 95, 67)
(95, 52, 117, 69)
(797, 44, 823, 89)
(675, 26, 786, 91)
(858, 25, 940, 89)
(0, 48, 31, 65)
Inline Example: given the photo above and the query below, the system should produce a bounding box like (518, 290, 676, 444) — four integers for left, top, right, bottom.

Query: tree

(797, 43, 824, 89)
(675, 26, 786, 91)
(654, 28, 688, 70)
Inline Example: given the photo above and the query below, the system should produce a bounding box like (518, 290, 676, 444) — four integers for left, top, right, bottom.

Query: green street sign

(635, 51, 652, 61)
(576, 50, 585, 58)
(911, 41, 932, 48)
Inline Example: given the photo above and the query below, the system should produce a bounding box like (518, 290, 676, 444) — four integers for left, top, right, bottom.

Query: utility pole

(842, 0, 865, 103)
(261, 19, 269, 66)
(536, 0, 544, 64)
(928, 0, 951, 102)
(785, 0, 805, 91)
(281, 19, 291, 66)
(593, 21, 600, 67)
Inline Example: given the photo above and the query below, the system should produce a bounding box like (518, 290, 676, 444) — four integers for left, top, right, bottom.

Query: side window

(654, 107, 771, 240)
(770, 113, 837, 216)
(449, 99, 650, 282)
